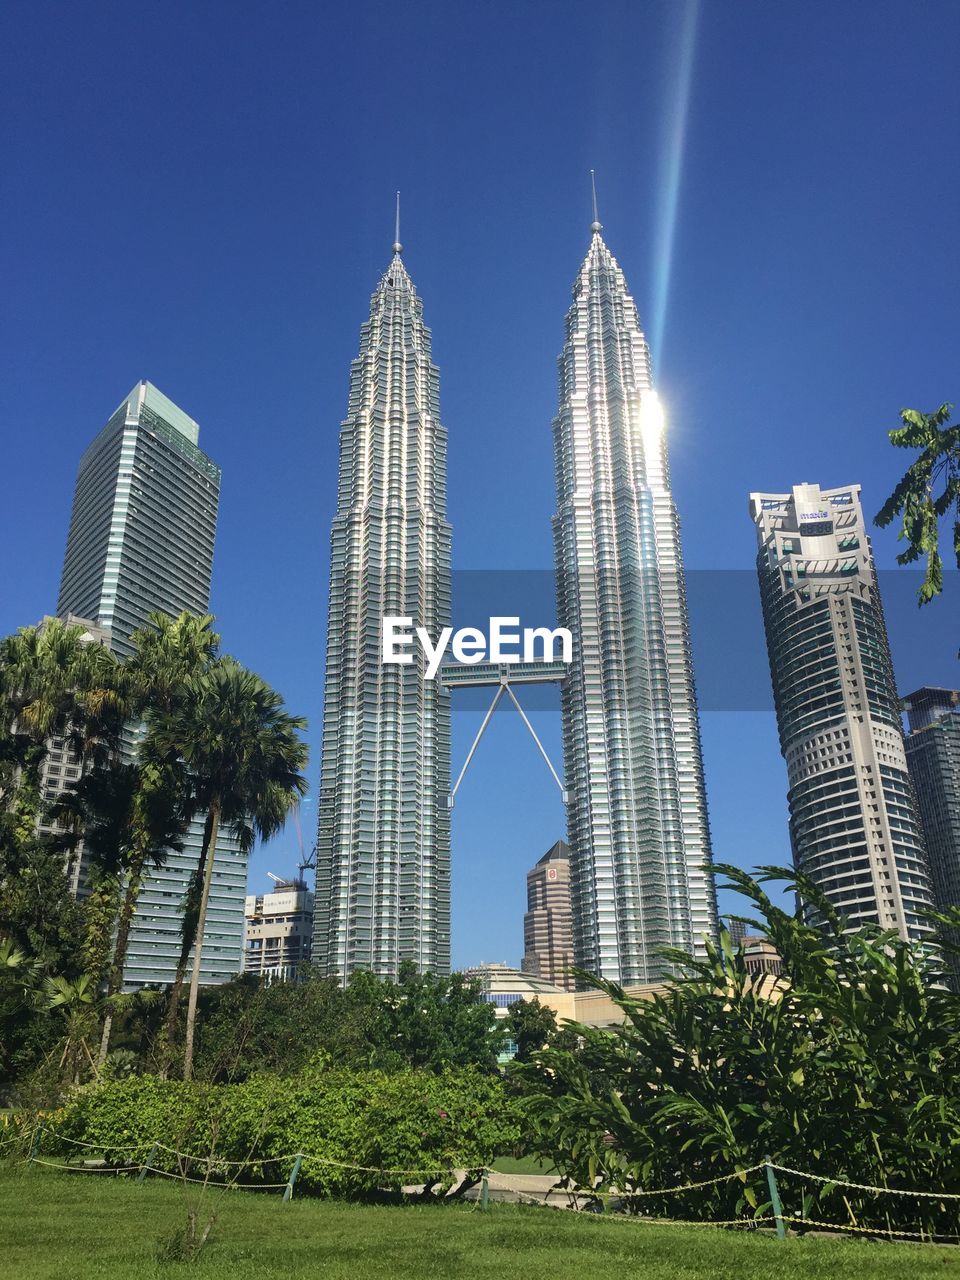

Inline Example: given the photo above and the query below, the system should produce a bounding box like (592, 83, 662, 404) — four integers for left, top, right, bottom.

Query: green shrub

(40, 1063, 520, 1196)
(520, 865, 960, 1235)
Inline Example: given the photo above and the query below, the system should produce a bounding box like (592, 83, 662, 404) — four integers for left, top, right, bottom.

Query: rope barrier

(506, 1186, 774, 1230)
(42, 1131, 152, 1155)
(146, 1166, 289, 1189)
(780, 1214, 960, 1241)
(24, 1153, 960, 1240)
(29, 1157, 131, 1175)
(24, 1130, 960, 1239)
(505, 1165, 764, 1198)
(153, 1143, 297, 1168)
(571, 1206, 777, 1230)
(300, 1153, 478, 1177)
(770, 1163, 960, 1202)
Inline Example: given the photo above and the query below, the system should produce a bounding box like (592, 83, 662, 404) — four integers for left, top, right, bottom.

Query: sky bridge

(439, 660, 568, 809)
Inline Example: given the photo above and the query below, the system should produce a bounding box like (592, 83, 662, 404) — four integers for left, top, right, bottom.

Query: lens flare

(650, 0, 700, 373)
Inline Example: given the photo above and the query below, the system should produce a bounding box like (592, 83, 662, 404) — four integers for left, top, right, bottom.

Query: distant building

(750, 482, 933, 941)
(243, 877, 314, 981)
(55, 381, 246, 989)
(903, 688, 960, 920)
(739, 935, 784, 977)
(464, 961, 674, 1033)
(522, 839, 574, 990)
(464, 962, 570, 1018)
(726, 916, 747, 948)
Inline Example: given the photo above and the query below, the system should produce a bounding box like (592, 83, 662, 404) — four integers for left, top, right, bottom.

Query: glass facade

(56, 381, 245, 988)
(750, 483, 933, 939)
(904, 689, 960, 937)
(313, 248, 452, 981)
(551, 225, 717, 984)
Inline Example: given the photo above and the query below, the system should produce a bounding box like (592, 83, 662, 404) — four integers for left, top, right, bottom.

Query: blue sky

(1, 1, 957, 967)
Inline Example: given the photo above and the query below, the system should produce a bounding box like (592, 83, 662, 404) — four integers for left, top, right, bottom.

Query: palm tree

(44, 972, 101, 1084)
(0, 619, 118, 741)
(98, 611, 220, 1062)
(0, 937, 39, 1075)
(126, 611, 220, 715)
(0, 620, 123, 829)
(147, 658, 307, 1079)
(54, 759, 190, 1063)
(875, 401, 960, 607)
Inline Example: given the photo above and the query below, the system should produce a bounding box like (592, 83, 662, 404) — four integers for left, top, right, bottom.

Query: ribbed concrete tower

(751, 482, 934, 941)
(552, 212, 717, 985)
(314, 224, 452, 981)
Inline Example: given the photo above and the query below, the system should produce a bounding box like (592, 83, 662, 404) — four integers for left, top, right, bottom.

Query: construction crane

(292, 800, 317, 880)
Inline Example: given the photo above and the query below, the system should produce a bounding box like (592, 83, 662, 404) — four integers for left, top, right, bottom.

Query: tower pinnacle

(392, 190, 403, 255)
(590, 169, 602, 233)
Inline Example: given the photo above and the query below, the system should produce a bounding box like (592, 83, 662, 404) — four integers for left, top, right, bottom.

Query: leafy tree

(189, 964, 505, 1083)
(505, 997, 558, 1063)
(0, 937, 41, 1087)
(875, 401, 960, 606)
(0, 835, 85, 977)
(147, 658, 308, 1080)
(377, 963, 506, 1071)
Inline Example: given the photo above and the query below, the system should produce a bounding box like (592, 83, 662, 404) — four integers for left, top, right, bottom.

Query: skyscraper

(56, 381, 247, 988)
(750, 482, 933, 940)
(552, 215, 717, 985)
(59, 381, 219, 659)
(522, 839, 574, 990)
(313, 233, 452, 982)
(903, 688, 960, 921)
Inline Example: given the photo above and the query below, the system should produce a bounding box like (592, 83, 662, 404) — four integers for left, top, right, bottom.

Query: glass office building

(551, 218, 717, 984)
(56, 381, 246, 987)
(750, 482, 933, 939)
(313, 241, 452, 981)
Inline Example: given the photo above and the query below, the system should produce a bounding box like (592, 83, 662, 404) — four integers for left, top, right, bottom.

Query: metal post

(764, 1155, 786, 1239)
(480, 1172, 490, 1213)
(448, 686, 505, 808)
(29, 1124, 43, 1161)
(137, 1142, 159, 1185)
(502, 684, 566, 797)
(283, 1154, 303, 1202)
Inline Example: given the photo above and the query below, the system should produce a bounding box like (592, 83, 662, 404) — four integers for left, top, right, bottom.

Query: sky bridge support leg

(448, 685, 505, 809)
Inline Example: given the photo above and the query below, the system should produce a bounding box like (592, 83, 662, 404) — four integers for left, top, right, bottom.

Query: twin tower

(313, 214, 718, 986)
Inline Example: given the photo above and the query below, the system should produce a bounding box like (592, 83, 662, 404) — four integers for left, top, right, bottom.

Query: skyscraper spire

(552, 224, 717, 984)
(393, 190, 402, 255)
(590, 169, 602, 232)
(314, 236, 452, 983)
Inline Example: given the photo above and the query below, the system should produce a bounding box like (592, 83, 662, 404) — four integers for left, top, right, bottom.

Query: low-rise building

(243, 876, 314, 980)
(464, 961, 667, 1030)
(740, 935, 784, 977)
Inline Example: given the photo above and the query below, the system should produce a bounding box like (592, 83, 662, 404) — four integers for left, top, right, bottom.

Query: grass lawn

(1, 1167, 957, 1280)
